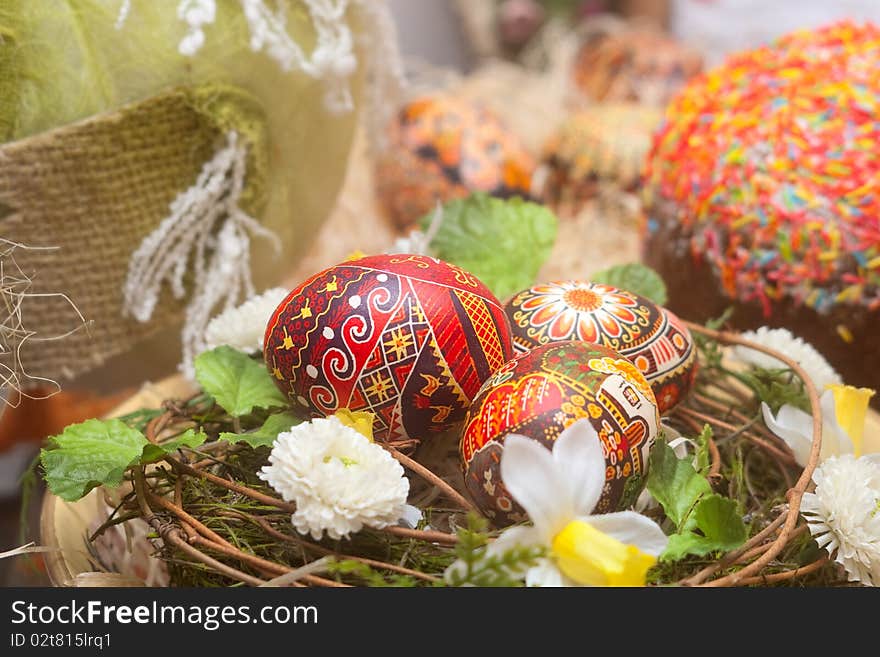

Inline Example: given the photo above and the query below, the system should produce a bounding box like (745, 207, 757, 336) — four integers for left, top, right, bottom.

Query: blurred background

(4, 0, 880, 586)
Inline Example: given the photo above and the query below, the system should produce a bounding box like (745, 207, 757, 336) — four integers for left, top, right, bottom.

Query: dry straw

(0, 238, 88, 407)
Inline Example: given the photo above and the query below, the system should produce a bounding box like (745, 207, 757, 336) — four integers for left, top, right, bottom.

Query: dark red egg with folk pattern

(264, 254, 515, 442)
(375, 94, 536, 228)
(460, 341, 660, 527)
(504, 280, 696, 413)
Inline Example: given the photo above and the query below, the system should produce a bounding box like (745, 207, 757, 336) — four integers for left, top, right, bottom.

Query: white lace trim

(122, 131, 280, 378)
(115, 0, 402, 116)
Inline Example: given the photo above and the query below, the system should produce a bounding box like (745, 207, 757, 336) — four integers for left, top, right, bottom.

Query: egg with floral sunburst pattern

(504, 280, 696, 413)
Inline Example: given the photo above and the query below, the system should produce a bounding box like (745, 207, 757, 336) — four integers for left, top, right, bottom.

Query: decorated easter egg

(505, 281, 696, 413)
(460, 341, 660, 527)
(375, 94, 535, 228)
(264, 254, 514, 442)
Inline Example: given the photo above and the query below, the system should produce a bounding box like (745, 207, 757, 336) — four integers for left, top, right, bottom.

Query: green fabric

(187, 84, 270, 215)
(0, 0, 363, 275)
(0, 2, 21, 142)
(0, 0, 263, 142)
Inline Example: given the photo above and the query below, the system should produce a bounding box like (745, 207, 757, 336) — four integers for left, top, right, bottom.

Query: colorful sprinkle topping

(644, 22, 880, 315)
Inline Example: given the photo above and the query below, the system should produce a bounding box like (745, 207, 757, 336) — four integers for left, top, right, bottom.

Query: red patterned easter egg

(374, 95, 535, 228)
(460, 341, 660, 527)
(264, 254, 514, 442)
(504, 280, 696, 413)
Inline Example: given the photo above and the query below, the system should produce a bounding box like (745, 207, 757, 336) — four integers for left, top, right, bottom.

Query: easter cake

(642, 22, 880, 393)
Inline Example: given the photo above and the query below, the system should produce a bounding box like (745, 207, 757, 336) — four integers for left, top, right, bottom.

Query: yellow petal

(551, 520, 656, 587)
(828, 384, 875, 457)
(333, 408, 375, 442)
(345, 250, 367, 261)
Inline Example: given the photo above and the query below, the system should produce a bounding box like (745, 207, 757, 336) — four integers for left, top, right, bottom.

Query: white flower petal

(487, 525, 542, 557)
(501, 434, 572, 541)
(524, 559, 569, 587)
(398, 505, 422, 529)
(798, 454, 880, 587)
(552, 420, 606, 515)
(667, 436, 695, 460)
(762, 401, 814, 466)
(486, 525, 544, 578)
(444, 525, 542, 586)
(584, 511, 669, 557)
(819, 389, 853, 456)
(762, 391, 855, 467)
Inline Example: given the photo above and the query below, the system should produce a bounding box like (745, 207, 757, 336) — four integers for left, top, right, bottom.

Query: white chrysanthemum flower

(733, 327, 842, 390)
(800, 454, 880, 586)
(203, 287, 288, 354)
(259, 416, 411, 540)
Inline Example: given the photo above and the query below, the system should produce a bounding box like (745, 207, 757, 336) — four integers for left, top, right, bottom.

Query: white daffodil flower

(485, 419, 668, 587)
(762, 384, 875, 466)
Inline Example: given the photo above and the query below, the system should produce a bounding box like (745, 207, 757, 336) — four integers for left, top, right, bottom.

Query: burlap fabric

(0, 85, 267, 384)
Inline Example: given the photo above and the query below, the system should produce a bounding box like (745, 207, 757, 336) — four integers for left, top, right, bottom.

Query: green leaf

(692, 424, 713, 476)
(646, 440, 747, 561)
(219, 412, 300, 448)
(693, 495, 747, 549)
(422, 193, 558, 300)
(194, 346, 287, 417)
(740, 368, 809, 413)
(140, 428, 208, 463)
(662, 494, 747, 560)
(41, 419, 148, 501)
(618, 471, 646, 510)
(646, 441, 711, 530)
(591, 263, 668, 305)
(704, 307, 735, 331)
